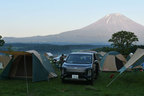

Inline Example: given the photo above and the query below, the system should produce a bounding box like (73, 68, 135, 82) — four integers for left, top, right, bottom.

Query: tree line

(0, 30, 143, 56)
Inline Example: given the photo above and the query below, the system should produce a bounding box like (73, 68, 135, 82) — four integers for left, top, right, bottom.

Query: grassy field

(0, 69, 144, 96)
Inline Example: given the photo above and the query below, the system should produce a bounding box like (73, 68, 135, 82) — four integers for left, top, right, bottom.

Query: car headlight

(87, 69, 92, 76)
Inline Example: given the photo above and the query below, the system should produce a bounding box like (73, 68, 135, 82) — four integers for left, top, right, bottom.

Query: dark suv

(61, 52, 100, 84)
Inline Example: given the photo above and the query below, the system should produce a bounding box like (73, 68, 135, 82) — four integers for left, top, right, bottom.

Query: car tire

(88, 72, 94, 85)
(94, 63, 99, 79)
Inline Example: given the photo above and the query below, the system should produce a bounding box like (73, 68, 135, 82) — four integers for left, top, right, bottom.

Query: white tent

(45, 52, 53, 59)
(119, 48, 144, 73)
(107, 48, 144, 87)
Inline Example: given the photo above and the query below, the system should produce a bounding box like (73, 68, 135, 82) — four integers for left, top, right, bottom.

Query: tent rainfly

(0, 50, 56, 82)
(100, 51, 126, 71)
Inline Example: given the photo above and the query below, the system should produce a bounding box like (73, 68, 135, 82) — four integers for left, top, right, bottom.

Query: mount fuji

(4, 13, 144, 44)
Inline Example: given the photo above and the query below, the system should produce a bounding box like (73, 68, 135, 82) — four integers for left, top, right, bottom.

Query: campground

(0, 69, 144, 96)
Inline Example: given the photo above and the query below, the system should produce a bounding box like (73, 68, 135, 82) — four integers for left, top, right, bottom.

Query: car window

(66, 54, 92, 64)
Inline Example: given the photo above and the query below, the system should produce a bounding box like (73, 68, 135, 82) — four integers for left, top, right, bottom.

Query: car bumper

(61, 72, 92, 81)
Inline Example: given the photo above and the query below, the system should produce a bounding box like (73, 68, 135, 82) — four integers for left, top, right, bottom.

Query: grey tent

(100, 51, 126, 71)
(0, 50, 56, 82)
(41, 54, 57, 78)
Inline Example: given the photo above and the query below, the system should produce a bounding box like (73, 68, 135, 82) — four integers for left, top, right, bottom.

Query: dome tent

(0, 50, 56, 82)
(100, 51, 126, 72)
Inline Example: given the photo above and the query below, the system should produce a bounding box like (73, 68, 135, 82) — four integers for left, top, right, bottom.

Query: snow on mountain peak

(104, 13, 123, 19)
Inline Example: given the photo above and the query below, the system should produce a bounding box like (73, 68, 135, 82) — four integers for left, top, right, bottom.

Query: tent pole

(106, 73, 121, 87)
(24, 55, 29, 96)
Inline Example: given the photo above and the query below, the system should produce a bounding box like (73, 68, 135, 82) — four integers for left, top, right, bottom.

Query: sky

(0, 0, 144, 37)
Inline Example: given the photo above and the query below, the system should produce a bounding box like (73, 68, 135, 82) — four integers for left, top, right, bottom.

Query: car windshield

(66, 54, 92, 64)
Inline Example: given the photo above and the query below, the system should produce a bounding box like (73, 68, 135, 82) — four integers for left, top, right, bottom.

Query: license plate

(72, 75, 79, 79)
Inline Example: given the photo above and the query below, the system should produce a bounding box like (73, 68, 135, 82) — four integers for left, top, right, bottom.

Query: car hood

(63, 62, 92, 68)
(62, 63, 92, 72)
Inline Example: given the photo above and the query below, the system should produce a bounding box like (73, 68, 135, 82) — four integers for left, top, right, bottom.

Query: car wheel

(88, 73, 94, 85)
(94, 64, 99, 79)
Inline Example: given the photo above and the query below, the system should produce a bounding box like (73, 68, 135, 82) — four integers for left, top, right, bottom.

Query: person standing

(59, 54, 65, 70)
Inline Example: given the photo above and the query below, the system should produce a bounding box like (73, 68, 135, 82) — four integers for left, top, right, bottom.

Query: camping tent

(97, 51, 106, 60)
(119, 48, 144, 73)
(0, 50, 56, 82)
(44, 52, 53, 59)
(100, 51, 126, 71)
(98, 51, 106, 57)
(41, 54, 57, 78)
(0, 55, 12, 69)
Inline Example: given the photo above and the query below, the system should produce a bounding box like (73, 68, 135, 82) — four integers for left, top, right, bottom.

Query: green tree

(108, 31, 138, 49)
(0, 35, 5, 47)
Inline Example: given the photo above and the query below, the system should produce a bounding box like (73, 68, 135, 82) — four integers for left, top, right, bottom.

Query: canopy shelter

(0, 50, 54, 82)
(100, 51, 126, 72)
(107, 48, 144, 87)
(126, 53, 134, 61)
(119, 48, 144, 73)
(126, 52, 142, 69)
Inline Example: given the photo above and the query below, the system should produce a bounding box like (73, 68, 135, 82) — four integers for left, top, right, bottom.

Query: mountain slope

(4, 13, 144, 44)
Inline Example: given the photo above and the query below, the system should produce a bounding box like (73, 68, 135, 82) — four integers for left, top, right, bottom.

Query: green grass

(0, 69, 144, 96)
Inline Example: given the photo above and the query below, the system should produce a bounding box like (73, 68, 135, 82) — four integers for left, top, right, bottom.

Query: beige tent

(119, 48, 144, 73)
(100, 51, 126, 71)
(126, 51, 142, 69)
(107, 48, 144, 87)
